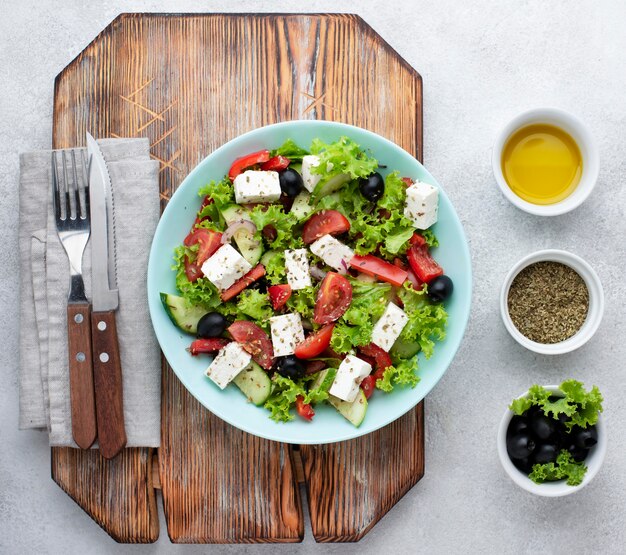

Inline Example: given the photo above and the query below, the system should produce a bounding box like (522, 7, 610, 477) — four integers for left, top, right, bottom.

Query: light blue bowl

(147, 121, 472, 444)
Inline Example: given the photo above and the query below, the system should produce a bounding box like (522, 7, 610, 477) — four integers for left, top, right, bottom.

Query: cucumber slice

(311, 367, 337, 391)
(290, 162, 302, 174)
(232, 361, 272, 406)
(390, 338, 421, 359)
(328, 390, 368, 427)
(221, 204, 262, 266)
(312, 173, 351, 201)
(260, 249, 281, 267)
(160, 293, 207, 335)
(290, 191, 313, 221)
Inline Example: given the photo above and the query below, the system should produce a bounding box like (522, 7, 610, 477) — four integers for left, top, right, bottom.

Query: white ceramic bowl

(497, 386, 606, 497)
(500, 249, 604, 355)
(492, 108, 599, 216)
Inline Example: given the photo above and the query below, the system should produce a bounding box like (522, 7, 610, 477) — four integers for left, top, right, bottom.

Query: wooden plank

(51, 12, 425, 543)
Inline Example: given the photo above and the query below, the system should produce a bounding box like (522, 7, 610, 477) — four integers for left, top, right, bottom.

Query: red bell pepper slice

(409, 232, 427, 248)
(349, 254, 408, 287)
(228, 149, 271, 180)
(260, 155, 290, 172)
(359, 343, 393, 373)
(268, 284, 292, 310)
(220, 264, 266, 302)
(189, 338, 230, 356)
(407, 245, 443, 284)
(295, 395, 315, 421)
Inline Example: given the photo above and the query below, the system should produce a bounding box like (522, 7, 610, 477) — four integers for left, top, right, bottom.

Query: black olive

(196, 312, 227, 338)
(506, 432, 536, 460)
(278, 168, 304, 197)
(532, 443, 559, 465)
(358, 172, 385, 202)
(275, 355, 305, 380)
(567, 444, 589, 462)
(511, 456, 534, 474)
(507, 415, 530, 439)
(427, 275, 454, 303)
(530, 411, 558, 441)
(571, 425, 598, 449)
(249, 278, 268, 294)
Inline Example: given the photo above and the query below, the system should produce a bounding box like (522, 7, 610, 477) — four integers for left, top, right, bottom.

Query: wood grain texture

(51, 447, 159, 543)
(67, 301, 97, 449)
(52, 12, 424, 543)
(91, 310, 127, 459)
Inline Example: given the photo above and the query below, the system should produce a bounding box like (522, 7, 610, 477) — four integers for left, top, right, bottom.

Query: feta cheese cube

(270, 313, 305, 357)
(309, 234, 354, 274)
(201, 243, 252, 290)
(371, 302, 409, 352)
(330, 355, 372, 402)
(205, 342, 251, 389)
(302, 155, 321, 192)
(233, 170, 281, 204)
(404, 180, 439, 229)
(284, 249, 312, 290)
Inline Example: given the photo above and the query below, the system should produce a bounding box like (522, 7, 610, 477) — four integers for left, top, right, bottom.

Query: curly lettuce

(271, 138, 310, 162)
(377, 358, 420, 392)
(264, 374, 331, 422)
(529, 450, 588, 486)
(249, 204, 303, 251)
(310, 136, 378, 181)
(195, 178, 235, 229)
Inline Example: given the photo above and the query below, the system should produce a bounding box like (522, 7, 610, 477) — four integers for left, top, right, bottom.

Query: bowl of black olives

(497, 381, 606, 496)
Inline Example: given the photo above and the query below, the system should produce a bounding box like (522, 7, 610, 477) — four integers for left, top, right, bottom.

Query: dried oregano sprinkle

(507, 261, 589, 344)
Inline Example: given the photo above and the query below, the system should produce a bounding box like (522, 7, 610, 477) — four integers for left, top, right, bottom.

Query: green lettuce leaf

(271, 138, 310, 162)
(377, 358, 420, 393)
(263, 250, 287, 285)
(249, 204, 303, 251)
(172, 246, 222, 309)
(310, 136, 378, 181)
(196, 178, 235, 228)
(285, 286, 317, 321)
(236, 289, 274, 324)
(529, 450, 587, 486)
(263, 374, 330, 422)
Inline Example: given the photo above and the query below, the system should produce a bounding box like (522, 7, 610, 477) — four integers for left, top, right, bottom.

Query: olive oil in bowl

(501, 124, 583, 205)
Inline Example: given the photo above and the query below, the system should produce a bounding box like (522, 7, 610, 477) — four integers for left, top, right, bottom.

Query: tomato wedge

(407, 244, 443, 283)
(184, 255, 202, 282)
(189, 338, 230, 356)
(295, 395, 315, 421)
(227, 321, 274, 370)
(302, 210, 350, 244)
(194, 195, 214, 225)
(221, 264, 266, 302)
(228, 149, 271, 181)
(184, 229, 223, 266)
(349, 254, 408, 287)
(313, 273, 353, 325)
(359, 343, 392, 373)
(409, 232, 427, 248)
(268, 284, 292, 310)
(294, 324, 335, 359)
(260, 155, 290, 172)
(360, 375, 376, 399)
(401, 177, 414, 187)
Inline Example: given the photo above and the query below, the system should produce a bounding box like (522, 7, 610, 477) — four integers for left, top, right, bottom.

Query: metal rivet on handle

(98, 321, 107, 331)
(100, 352, 109, 363)
(74, 314, 83, 324)
(76, 352, 85, 362)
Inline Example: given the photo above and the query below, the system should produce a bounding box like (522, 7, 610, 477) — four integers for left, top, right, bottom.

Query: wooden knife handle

(67, 302, 97, 449)
(91, 310, 127, 459)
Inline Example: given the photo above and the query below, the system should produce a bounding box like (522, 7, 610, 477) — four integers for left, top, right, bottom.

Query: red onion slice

(221, 219, 257, 244)
(310, 265, 328, 281)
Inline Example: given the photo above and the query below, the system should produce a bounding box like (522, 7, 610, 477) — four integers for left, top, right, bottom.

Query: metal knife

(87, 132, 127, 459)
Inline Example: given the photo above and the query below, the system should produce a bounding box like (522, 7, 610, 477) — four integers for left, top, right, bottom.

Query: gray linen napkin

(19, 138, 161, 448)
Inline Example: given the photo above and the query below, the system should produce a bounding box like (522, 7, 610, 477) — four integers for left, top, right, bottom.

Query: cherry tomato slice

(294, 324, 335, 359)
(302, 210, 350, 244)
(189, 338, 230, 356)
(260, 155, 290, 172)
(360, 375, 376, 399)
(184, 255, 202, 282)
(401, 177, 414, 187)
(313, 272, 353, 325)
(268, 284, 292, 310)
(349, 254, 408, 287)
(184, 229, 223, 266)
(295, 395, 315, 421)
(407, 244, 443, 283)
(227, 321, 274, 370)
(359, 343, 392, 372)
(228, 149, 271, 181)
(409, 233, 427, 248)
(220, 264, 266, 302)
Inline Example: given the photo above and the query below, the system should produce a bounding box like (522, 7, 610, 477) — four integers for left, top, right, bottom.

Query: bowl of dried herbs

(500, 250, 604, 354)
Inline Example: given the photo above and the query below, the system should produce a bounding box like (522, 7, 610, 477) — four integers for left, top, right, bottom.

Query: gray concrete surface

(2, 1, 625, 553)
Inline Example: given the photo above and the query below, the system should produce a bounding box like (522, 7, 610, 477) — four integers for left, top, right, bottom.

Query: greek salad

(161, 137, 451, 426)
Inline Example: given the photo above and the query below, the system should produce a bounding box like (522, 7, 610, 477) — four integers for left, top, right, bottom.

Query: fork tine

(79, 149, 89, 220)
(51, 151, 66, 221)
(64, 151, 77, 221)
(59, 151, 69, 221)
(69, 150, 80, 221)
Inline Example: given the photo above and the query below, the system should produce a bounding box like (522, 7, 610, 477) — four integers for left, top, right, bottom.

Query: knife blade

(87, 132, 127, 459)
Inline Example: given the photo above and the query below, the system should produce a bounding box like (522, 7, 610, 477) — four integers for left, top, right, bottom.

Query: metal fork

(52, 149, 97, 449)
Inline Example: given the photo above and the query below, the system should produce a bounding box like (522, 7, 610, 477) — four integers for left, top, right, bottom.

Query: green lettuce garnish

(236, 289, 274, 326)
(377, 358, 420, 393)
(172, 245, 222, 309)
(529, 450, 588, 486)
(196, 178, 235, 229)
(249, 204, 303, 251)
(263, 374, 331, 422)
(509, 380, 603, 431)
(285, 286, 317, 321)
(271, 138, 310, 162)
(262, 250, 287, 285)
(310, 136, 379, 181)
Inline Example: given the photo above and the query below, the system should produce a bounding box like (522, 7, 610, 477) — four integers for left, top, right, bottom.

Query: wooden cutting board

(51, 13, 424, 543)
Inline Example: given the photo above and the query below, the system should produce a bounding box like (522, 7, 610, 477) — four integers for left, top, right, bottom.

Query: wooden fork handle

(67, 301, 97, 449)
(91, 310, 127, 459)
